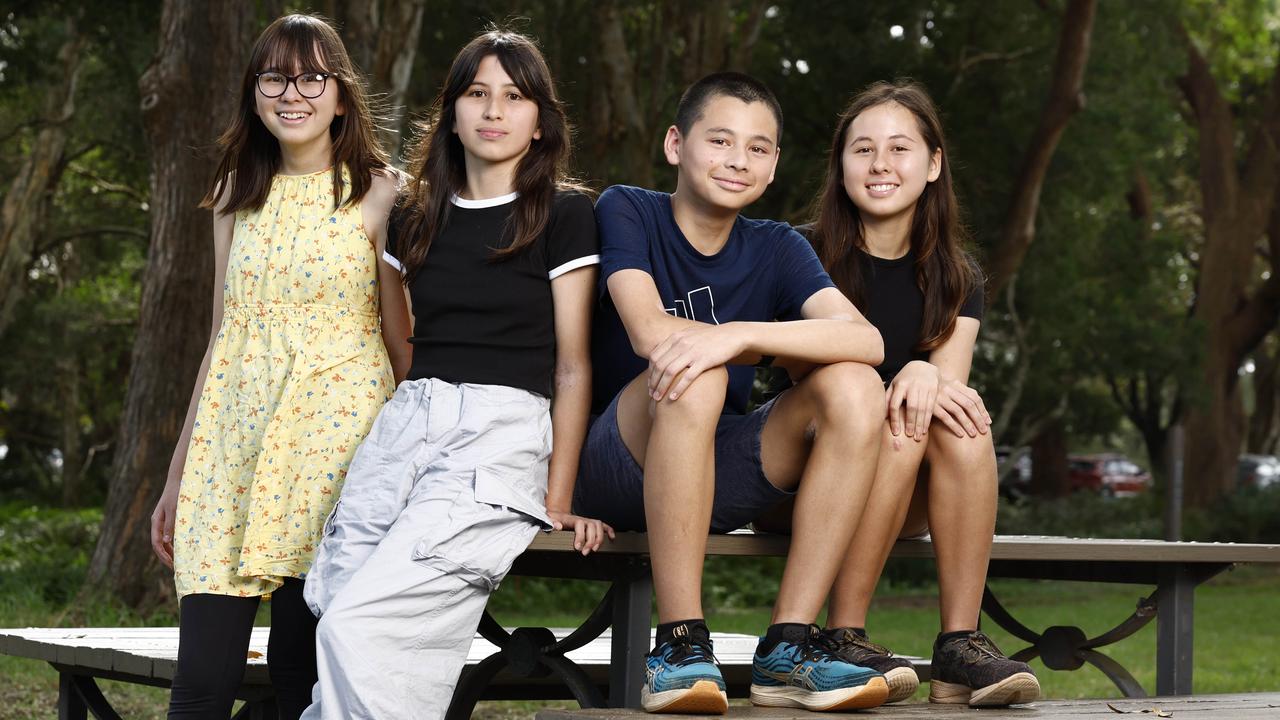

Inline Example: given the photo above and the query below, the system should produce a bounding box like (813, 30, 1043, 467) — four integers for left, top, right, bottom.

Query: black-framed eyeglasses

(255, 71, 333, 99)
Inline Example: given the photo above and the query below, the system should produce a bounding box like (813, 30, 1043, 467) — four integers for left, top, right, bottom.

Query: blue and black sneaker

(750, 623, 888, 711)
(641, 622, 728, 714)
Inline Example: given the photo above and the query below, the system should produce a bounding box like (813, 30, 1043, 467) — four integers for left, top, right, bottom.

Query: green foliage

(0, 503, 102, 606)
(998, 493, 1166, 539)
(1186, 485, 1280, 543)
(0, 1, 154, 503)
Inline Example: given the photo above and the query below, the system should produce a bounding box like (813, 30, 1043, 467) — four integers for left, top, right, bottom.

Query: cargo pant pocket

(410, 465, 551, 591)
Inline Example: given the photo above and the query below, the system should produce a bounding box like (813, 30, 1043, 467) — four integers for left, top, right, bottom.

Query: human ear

(927, 148, 942, 183)
(663, 126, 681, 166)
(767, 146, 780, 185)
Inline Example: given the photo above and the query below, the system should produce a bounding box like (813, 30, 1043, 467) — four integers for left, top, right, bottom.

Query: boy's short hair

(674, 72, 783, 142)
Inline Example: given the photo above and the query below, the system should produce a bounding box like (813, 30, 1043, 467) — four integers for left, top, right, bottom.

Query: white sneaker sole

(930, 672, 1041, 706)
(884, 666, 920, 703)
(750, 676, 889, 711)
(641, 679, 728, 714)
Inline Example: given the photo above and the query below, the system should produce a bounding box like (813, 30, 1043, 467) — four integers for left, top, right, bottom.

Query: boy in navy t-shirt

(574, 73, 890, 713)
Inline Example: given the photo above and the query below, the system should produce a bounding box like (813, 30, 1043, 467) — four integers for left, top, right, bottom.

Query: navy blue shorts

(573, 391, 794, 533)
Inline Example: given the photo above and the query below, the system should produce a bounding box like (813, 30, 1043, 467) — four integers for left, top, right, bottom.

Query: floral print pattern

(174, 167, 393, 598)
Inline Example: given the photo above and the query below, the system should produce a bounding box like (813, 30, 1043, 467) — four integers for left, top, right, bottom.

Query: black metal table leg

(1156, 565, 1196, 696)
(55, 672, 123, 720)
(57, 673, 87, 720)
(609, 567, 653, 708)
(982, 584, 1157, 697)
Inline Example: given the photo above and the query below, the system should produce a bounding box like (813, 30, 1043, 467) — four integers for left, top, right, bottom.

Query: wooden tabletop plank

(527, 532, 1280, 563)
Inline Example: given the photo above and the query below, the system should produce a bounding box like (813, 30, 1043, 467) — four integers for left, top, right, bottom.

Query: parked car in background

(996, 446, 1031, 501)
(1067, 454, 1152, 497)
(1237, 454, 1280, 489)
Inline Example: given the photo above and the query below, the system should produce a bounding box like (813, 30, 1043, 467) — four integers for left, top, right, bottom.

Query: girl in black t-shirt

(300, 30, 612, 717)
(807, 82, 1041, 706)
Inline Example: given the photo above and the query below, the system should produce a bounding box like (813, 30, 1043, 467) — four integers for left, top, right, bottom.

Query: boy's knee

(805, 362, 883, 428)
(652, 365, 729, 423)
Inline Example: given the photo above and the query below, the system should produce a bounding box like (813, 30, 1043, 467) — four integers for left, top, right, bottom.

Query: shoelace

(793, 628, 843, 664)
(966, 631, 1008, 660)
(839, 631, 892, 657)
(664, 635, 720, 668)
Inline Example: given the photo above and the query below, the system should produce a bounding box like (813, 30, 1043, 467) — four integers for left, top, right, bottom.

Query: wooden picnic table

(2, 532, 1278, 718)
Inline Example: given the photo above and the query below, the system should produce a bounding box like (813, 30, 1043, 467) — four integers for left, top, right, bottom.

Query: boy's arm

(646, 286, 882, 401)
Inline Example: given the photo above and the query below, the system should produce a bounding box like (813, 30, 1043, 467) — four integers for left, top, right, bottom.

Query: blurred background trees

(2, 0, 1279, 606)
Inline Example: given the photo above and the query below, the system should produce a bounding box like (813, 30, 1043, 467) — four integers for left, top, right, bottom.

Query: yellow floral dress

(174, 167, 393, 598)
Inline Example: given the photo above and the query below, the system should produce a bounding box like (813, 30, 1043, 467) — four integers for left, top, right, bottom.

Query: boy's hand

(548, 511, 616, 555)
(647, 324, 744, 401)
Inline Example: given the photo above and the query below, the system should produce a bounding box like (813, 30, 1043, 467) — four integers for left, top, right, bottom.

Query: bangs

(492, 47, 546, 101)
(253, 19, 333, 74)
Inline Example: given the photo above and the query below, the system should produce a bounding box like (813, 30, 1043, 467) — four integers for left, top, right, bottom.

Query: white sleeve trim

(548, 254, 601, 280)
(381, 249, 404, 273)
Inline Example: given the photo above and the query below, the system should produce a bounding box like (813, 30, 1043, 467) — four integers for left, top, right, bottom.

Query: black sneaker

(929, 631, 1040, 706)
(825, 627, 920, 703)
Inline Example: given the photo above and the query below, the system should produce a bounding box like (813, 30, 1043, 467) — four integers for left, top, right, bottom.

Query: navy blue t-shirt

(592, 185, 835, 415)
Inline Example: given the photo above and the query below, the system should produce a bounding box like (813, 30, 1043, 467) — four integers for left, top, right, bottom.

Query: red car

(1067, 455, 1152, 497)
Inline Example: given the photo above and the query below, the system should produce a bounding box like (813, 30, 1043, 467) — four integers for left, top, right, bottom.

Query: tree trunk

(1178, 35, 1280, 507)
(332, 0, 426, 160)
(985, 0, 1097, 300)
(0, 18, 85, 338)
(1029, 418, 1069, 498)
(86, 1, 257, 608)
(590, 0, 656, 188)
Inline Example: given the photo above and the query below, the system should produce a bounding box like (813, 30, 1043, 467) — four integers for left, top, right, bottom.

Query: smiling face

(841, 101, 941, 223)
(452, 54, 542, 170)
(252, 50, 344, 156)
(666, 94, 780, 212)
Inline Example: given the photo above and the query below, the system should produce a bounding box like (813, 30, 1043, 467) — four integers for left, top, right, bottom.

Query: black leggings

(168, 578, 317, 719)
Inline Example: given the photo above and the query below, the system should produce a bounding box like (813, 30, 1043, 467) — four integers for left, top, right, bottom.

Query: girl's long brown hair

(395, 29, 585, 282)
(202, 14, 388, 213)
(810, 81, 981, 352)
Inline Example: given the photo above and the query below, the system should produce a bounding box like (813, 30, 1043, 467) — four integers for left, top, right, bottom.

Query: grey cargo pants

(301, 378, 552, 719)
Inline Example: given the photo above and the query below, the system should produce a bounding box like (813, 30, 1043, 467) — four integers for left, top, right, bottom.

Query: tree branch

(1229, 183, 1280, 357)
(1238, 59, 1280, 239)
(68, 164, 148, 204)
(948, 46, 1036, 96)
(985, 0, 1098, 299)
(1175, 24, 1238, 229)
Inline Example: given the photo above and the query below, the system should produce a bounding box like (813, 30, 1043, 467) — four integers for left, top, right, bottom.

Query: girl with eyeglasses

(149, 14, 410, 718)
(299, 29, 608, 718)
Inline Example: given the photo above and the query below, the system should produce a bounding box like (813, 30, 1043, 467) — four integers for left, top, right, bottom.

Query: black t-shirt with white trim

(796, 225, 983, 382)
(384, 190, 599, 397)
(856, 248, 983, 381)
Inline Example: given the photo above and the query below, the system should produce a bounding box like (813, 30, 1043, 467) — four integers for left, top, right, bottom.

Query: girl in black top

(301, 30, 612, 718)
(808, 82, 1040, 706)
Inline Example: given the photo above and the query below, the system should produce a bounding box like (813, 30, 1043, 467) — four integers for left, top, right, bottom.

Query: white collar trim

(450, 191, 519, 209)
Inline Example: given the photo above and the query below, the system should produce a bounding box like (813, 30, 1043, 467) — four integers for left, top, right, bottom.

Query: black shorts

(573, 390, 793, 533)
